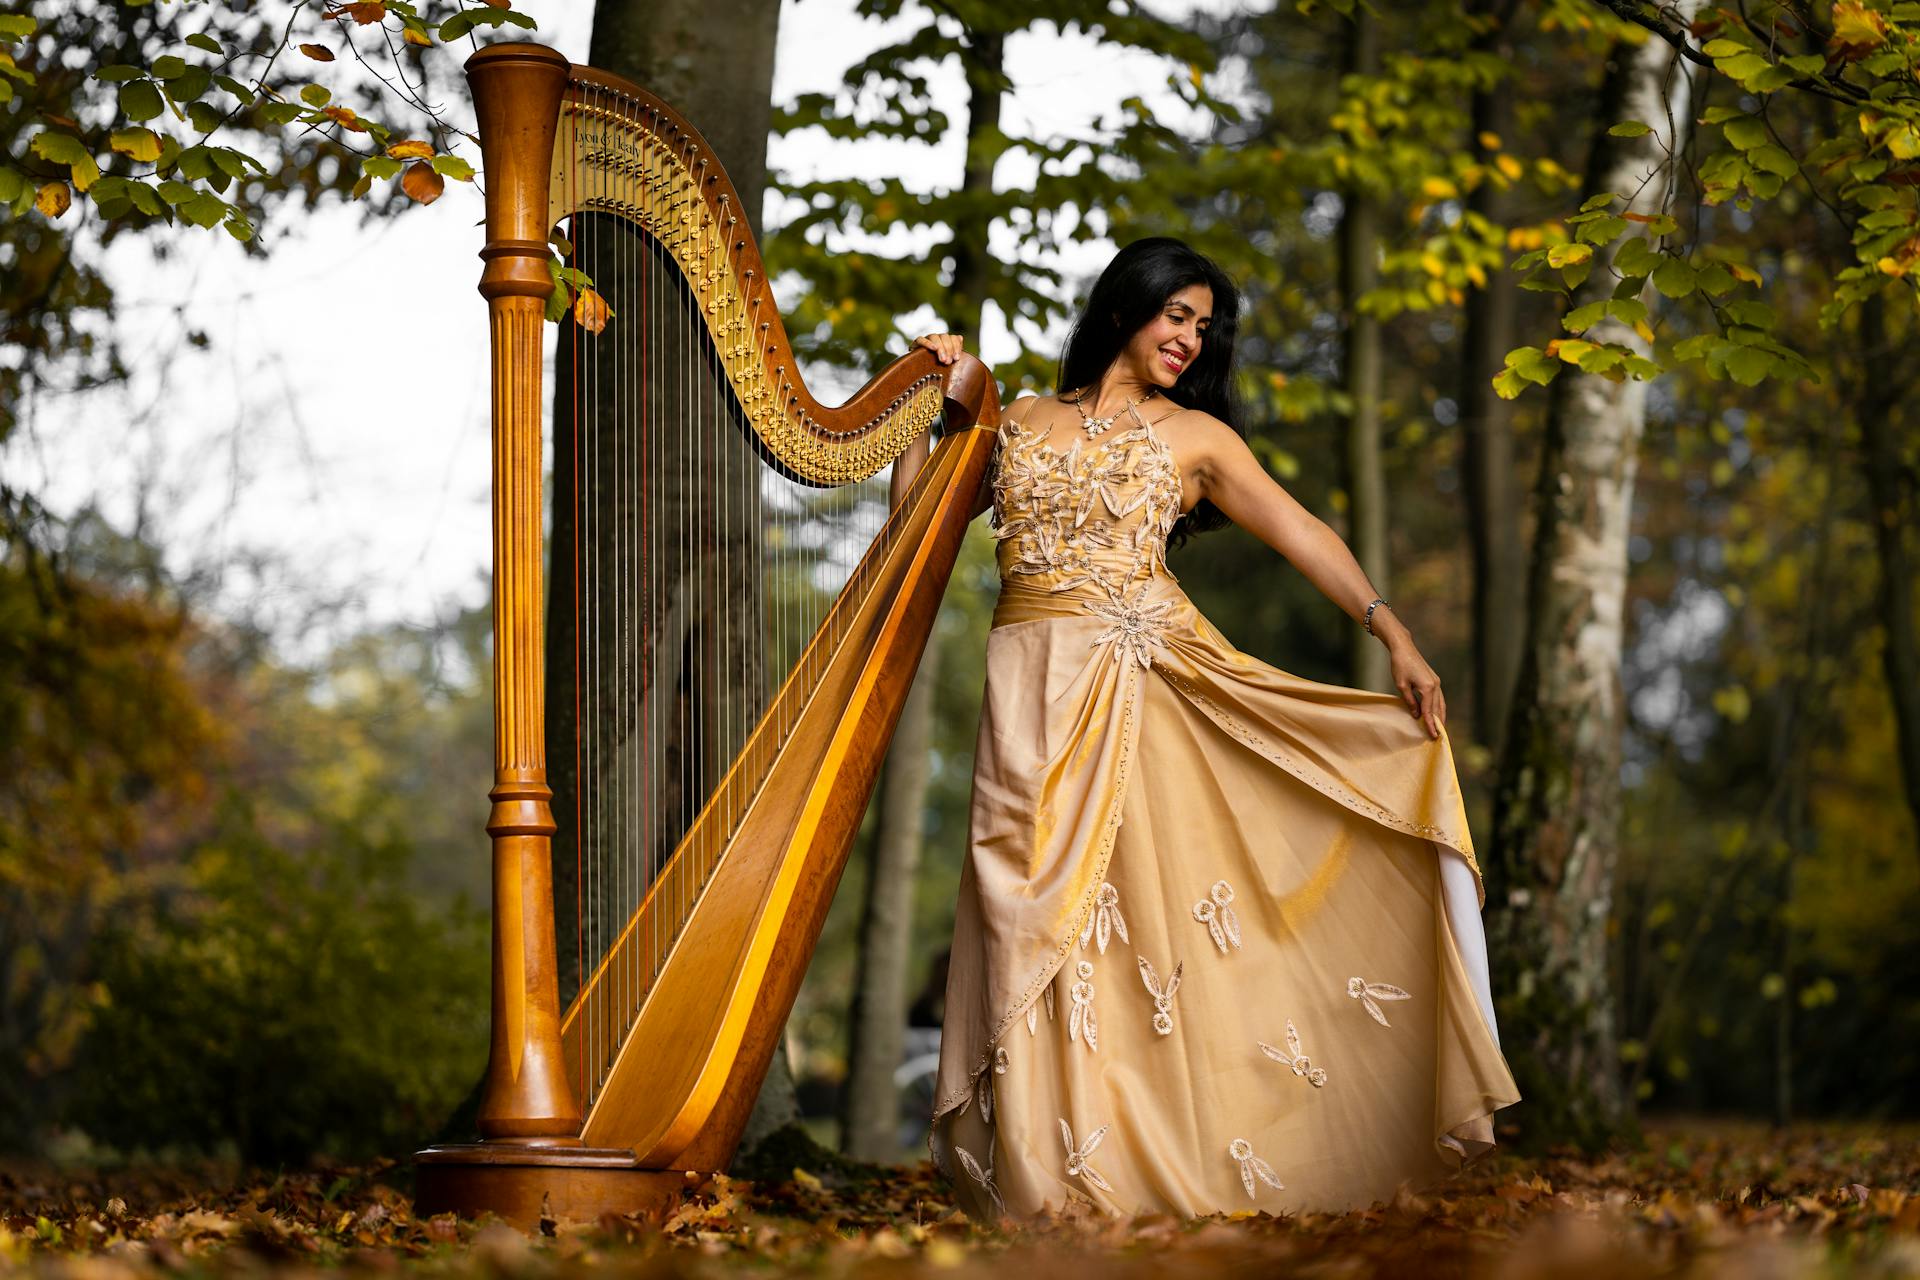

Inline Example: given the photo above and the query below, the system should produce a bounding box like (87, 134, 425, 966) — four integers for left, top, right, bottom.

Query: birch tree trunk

(1486, 15, 1700, 1151)
(1339, 9, 1389, 693)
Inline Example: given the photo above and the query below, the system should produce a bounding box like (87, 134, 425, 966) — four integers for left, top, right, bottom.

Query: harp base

(413, 1144, 706, 1227)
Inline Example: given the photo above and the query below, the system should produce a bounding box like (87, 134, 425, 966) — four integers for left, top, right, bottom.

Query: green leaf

(430, 154, 474, 180)
(186, 32, 223, 54)
(1748, 144, 1796, 177)
(177, 145, 213, 180)
(437, 10, 477, 40)
(1564, 300, 1609, 332)
(210, 148, 249, 178)
(300, 84, 331, 107)
(127, 181, 165, 217)
(157, 179, 197, 205)
(188, 101, 222, 132)
(171, 65, 212, 102)
(96, 65, 146, 82)
(180, 190, 226, 227)
(1701, 37, 1750, 57)
(1614, 237, 1660, 277)
(150, 54, 187, 78)
(0, 14, 37, 41)
(214, 74, 255, 104)
(121, 79, 165, 121)
(1724, 300, 1775, 328)
(1578, 192, 1619, 212)
(224, 210, 254, 241)
(1725, 345, 1770, 386)
(1607, 297, 1647, 324)
(1608, 121, 1652, 137)
(363, 155, 402, 179)
(1652, 256, 1697, 298)
(0, 169, 21, 203)
(30, 131, 100, 191)
(260, 101, 303, 125)
(1723, 116, 1768, 149)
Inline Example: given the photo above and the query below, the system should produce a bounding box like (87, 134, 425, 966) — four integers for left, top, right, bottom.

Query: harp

(414, 42, 997, 1223)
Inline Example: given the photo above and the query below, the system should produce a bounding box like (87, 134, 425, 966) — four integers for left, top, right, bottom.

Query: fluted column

(468, 40, 582, 1143)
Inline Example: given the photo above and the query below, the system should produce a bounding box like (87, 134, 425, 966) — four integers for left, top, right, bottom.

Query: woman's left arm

(1186, 418, 1449, 740)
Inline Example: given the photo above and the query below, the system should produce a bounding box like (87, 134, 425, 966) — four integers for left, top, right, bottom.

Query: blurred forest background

(3, 0, 1917, 1176)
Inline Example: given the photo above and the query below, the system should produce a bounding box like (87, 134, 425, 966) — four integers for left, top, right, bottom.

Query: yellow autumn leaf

(1465, 263, 1487, 288)
(1477, 130, 1501, 151)
(1495, 154, 1524, 181)
(299, 42, 336, 61)
(401, 25, 431, 46)
(1634, 319, 1655, 343)
(35, 181, 72, 217)
(386, 139, 434, 160)
(572, 287, 614, 334)
(1729, 262, 1762, 285)
(1829, 0, 1888, 58)
(1547, 242, 1593, 268)
(1420, 176, 1457, 200)
(109, 127, 162, 163)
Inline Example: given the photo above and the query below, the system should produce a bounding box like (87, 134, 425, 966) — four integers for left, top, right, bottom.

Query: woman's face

(1119, 283, 1214, 390)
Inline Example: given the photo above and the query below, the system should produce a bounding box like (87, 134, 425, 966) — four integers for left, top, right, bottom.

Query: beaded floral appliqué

(955, 1143, 1007, 1217)
(1260, 1019, 1328, 1088)
(1135, 955, 1184, 1036)
(1228, 1138, 1284, 1198)
(1059, 1118, 1113, 1193)
(1088, 586, 1175, 669)
(1193, 879, 1243, 955)
(1068, 960, 1099, 1052)
(1348, 975, 1412, 1027)
(988, 414, 1184, 602)
(978, 1045, 1010, 1124)
(1079, 881, 1129, 954)
(1026, 983, 1056, 1036)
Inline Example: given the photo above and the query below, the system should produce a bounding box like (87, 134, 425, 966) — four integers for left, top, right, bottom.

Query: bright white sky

(3, 0, 1246, 652)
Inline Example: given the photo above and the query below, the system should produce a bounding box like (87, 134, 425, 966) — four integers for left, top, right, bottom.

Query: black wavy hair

(1057, 235, 1244, 546)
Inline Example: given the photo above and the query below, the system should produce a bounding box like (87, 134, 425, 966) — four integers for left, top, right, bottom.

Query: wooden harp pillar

(416, 39, 1000, 1225)
(468, 41, 581, 1145)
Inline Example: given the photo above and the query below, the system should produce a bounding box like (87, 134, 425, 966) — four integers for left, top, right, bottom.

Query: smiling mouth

(1160, 349, 1188, 373)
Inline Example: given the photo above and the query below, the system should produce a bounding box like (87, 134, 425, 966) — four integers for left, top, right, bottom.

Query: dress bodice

(989, 410, 1185, 600)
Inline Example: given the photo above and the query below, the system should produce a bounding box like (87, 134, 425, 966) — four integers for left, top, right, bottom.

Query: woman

(896, 237, 1519, 1219)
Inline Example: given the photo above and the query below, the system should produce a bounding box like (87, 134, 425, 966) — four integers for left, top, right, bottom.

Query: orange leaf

(322, 105, 367, 132)
(401, 26, 430, 46)
(479, 0, 510, 7)
(386, 139, 433, 160)
(344, 1, 387, 22)
(35, 181, 72, 218)
(299, 42, 336, 61)
(401, 159, 444, 205)
(573, 287, 613, 334)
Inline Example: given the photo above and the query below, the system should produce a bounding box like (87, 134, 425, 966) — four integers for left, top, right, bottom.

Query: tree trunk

(1486, 16, 1699, 1153)
(1857, 296, 1920, 838)
(1338, 10, 1389, 692)
(1460, 0, 1526, 753)
(839, 21, 1003, 1160)
(840, 637, 942, 1160)
(546, 0, 790, 1157)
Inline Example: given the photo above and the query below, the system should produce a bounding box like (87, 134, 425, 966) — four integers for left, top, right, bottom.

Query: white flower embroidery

(979, 1045, 1010, 1124)
(1347, 975, 1412, 1027)
(1026, 984, 1056, 1035)
(1135, 955, 1184, 1036)
(1228, 1138, 1284, 1198)
(1068, 960, 1098, 1051)
(1087, 585, 1175, 669)
(1079, 881, 1129, 954)
(1259, 1019, 1328, 1088)
(1059, 1118, 1113, 1193)
(1192, 879, 1242, 954)
(955, 1144, 1007, 1217)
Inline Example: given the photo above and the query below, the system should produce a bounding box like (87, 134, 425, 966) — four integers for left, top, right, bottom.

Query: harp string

(557, 81, 943, 1104)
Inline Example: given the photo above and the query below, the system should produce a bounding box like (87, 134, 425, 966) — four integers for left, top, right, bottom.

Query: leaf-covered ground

(4, 1120, 1918, 1279)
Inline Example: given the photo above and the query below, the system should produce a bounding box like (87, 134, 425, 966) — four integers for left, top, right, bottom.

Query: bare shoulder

(1003, 393, 1049, 427)
(1150, 405, 1247, 464)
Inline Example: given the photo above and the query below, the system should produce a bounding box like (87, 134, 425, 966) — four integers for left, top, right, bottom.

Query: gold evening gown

(928, 399, 1521, 1219)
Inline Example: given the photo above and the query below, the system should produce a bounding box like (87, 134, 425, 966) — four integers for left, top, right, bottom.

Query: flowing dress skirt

(929, 576, 1521, 1218)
